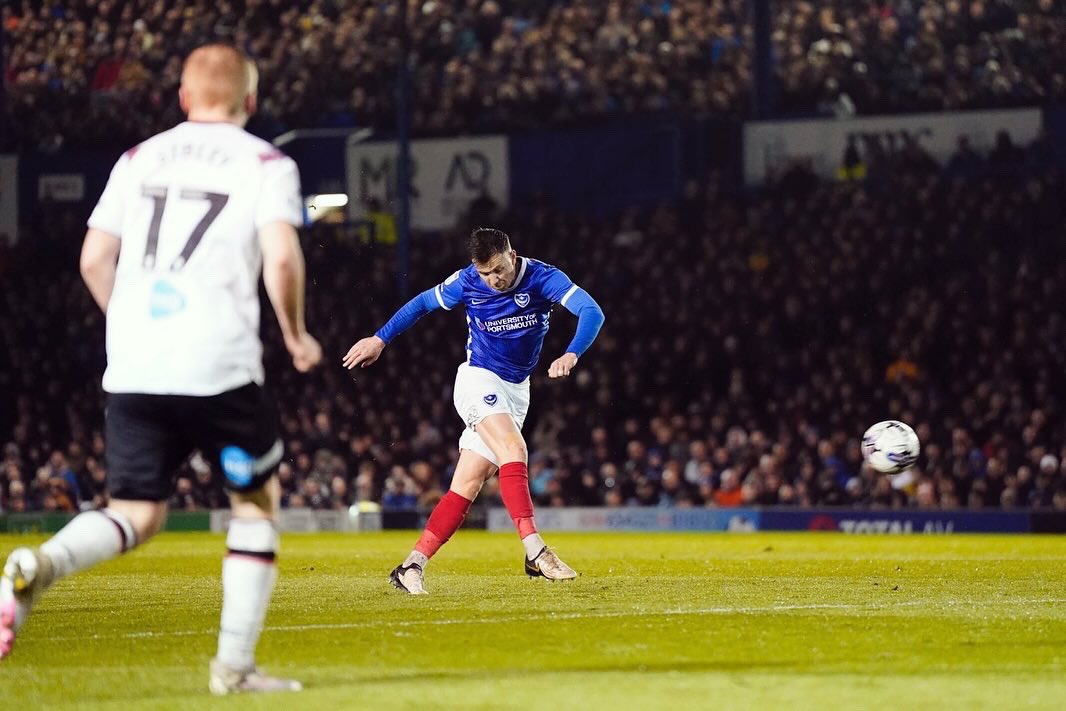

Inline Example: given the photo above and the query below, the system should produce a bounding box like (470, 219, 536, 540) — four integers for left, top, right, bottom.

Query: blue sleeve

(540, 266, 576, 303)
(374, 270, 464, 343)
(374, 288, 441, 343)
(560, 288, 605, 357)
(435, 270, 464, 310)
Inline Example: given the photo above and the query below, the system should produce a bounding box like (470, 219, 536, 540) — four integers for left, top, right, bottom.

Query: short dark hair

(467, 227, 511, 263)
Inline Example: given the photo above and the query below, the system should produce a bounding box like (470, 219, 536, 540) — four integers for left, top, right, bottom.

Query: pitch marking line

(44, 597, 1066, 642)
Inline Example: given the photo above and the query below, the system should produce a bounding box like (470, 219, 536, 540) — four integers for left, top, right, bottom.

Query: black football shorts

(104, 382, 283, 501)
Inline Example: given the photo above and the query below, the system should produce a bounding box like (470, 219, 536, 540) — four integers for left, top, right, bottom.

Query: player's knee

(451, 478, 484, 500)
(489, 429, 527, 462)
(136, 515, 165, 542)
(502, 438, 527, 465)
(108, 499, 167, 543)
(230, 495, 275, 521)
(229, 476, 281, 520)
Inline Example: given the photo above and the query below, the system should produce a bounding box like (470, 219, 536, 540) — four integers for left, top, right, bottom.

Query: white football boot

(388, 563, 428, 594)
(525, 546, 578, 580)
(209, 659, 303, 695)
(1, 547, 56, 660)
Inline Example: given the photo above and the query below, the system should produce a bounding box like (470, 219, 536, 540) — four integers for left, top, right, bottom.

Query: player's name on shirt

(153, 140, 234, 167)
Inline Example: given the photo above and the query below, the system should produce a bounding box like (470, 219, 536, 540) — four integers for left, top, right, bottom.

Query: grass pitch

(0, 531, 1064, 710)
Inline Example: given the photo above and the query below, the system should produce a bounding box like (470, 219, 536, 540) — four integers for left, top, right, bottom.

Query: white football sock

(216, 519, 279, 672)
(39, 509, 137, 579)
(403, 550, 429, 569)
(521, 533, 546, 560)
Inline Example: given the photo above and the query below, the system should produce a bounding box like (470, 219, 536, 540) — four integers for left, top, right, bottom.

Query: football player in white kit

(0, 44, 321, 695)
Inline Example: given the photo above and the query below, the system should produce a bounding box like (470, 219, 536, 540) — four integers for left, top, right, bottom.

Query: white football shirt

(88, 121, 304, 396)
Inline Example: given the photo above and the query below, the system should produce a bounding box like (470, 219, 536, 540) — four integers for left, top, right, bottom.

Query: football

(861, 420, 921, 473)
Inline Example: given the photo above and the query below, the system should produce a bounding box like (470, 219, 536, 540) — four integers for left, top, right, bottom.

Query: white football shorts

(452, 362, 530, 466)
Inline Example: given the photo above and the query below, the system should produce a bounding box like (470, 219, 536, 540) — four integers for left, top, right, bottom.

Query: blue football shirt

(433, 258, 579, 383)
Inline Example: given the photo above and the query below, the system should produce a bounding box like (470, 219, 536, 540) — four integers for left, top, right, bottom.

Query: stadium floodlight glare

(307, 193, 349, 209)
(304, 193, 349, 222)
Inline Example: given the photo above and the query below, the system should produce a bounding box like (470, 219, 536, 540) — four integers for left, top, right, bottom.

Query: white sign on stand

(347, 136, 508, 230)
(744, 108, 1042, 185)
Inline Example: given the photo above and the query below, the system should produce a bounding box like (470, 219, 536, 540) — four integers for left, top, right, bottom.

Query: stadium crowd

(4, 0, 1066, 149)
(2, 129, 1066, 515)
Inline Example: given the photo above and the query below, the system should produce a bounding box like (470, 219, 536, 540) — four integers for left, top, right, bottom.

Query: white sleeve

(87, 154, 130, 236)
(255, 155, 304, 229)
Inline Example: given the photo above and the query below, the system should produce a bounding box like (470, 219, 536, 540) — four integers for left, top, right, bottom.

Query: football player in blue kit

(343, 227, 605, 593)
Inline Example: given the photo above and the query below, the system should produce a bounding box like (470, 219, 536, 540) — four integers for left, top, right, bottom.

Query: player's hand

(343, 336, 386, 370)
(548, 352, 578, 379)
(286, 332, 322, 373)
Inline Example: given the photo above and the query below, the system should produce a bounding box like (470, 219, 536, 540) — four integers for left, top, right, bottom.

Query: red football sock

(414, 491, 472, 559)
(499, 461, 537, 538)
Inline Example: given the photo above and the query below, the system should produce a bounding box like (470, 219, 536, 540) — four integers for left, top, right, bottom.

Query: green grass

(1, 531, 1064, 710)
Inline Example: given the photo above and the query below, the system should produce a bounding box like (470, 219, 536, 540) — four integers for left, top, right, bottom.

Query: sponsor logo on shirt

(474, 313, 539, 333)
(149, 280, 186, 319)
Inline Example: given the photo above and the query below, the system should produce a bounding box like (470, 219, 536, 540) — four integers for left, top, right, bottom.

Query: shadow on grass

(303, 659, 798, 690)
(71, 660, 796, 705)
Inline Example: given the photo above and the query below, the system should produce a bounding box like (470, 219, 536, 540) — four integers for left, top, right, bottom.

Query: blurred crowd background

(3, 129, 1065, 514)
(3, 0, 1066, 515)
(3, 0, 1066, 149)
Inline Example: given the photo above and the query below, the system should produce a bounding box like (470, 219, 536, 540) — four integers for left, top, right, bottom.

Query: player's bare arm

(79, 228, 122, 312)
(259, 221, 321, 372)
(343, 335, 386, 369)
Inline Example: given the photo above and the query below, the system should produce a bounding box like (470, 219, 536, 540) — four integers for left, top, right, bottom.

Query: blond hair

(180, 44, 256, 116)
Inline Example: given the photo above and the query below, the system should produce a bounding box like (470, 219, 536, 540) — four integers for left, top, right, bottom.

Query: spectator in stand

(168, 477, 199, 512)
(381, 467, 418, 509)
(946, 136, 985, 180)
(6, 481, 29, 513)
(715, 470, 743, 507)
(301, 479, 333, 510)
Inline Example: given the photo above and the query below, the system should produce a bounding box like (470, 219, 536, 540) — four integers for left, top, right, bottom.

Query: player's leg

(209, 475, 300, 694)
(473, 413, 577, 580)
(1, 499, 166, 659)
(390, 449, 496, 594)
(199, 383, 300, 695)
(1, 393, 176, 660)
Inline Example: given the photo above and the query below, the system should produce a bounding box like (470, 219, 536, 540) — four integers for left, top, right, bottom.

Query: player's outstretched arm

(80, 228, 121, 312)
(342, 287, 443, 369)
(550, 288, 605, 379)
(259, 221, 322, 372)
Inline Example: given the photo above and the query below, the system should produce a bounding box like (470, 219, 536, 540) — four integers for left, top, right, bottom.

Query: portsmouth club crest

(514, 292, 530, 308)
(483, 393, 498, 406)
